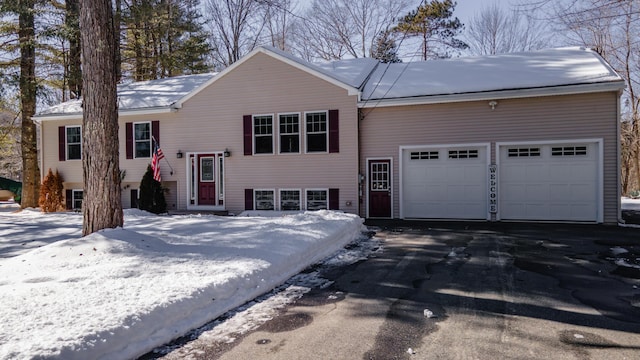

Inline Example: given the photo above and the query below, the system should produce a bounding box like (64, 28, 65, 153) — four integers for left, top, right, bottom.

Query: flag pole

(152, 136, 174, 175)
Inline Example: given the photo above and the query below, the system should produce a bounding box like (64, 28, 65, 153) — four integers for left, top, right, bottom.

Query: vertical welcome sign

(489, 164, 498, 214)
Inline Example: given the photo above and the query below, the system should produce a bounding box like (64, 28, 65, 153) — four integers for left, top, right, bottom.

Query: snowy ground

(0, 207, 365, 360)
(622, 197, 640, 211)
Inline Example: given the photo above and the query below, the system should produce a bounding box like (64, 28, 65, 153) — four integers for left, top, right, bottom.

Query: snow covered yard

(0, 209, 364, 360)
(622, 197, 640, 211)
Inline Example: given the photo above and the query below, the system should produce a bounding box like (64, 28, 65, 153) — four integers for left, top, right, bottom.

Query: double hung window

(66, 126, 82, 160)
(254, 115, 274, 154)
(305, 112, 327, 153)
(134, 122, 151, 158)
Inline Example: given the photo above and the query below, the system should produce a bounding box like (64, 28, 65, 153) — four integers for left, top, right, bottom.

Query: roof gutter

(33, 106, 176, 122)
(358, 80, 626, 108)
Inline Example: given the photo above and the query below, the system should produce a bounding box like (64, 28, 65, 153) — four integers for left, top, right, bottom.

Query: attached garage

(497, 140, 602, 222)
(401, 144, 489, 219)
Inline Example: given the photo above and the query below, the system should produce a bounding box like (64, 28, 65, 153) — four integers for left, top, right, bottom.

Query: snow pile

(622, 197, 640, 211)
(0, 210, 363, 360)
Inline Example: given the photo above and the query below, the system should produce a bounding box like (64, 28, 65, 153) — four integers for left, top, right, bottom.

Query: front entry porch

(186, 151, 226, 211)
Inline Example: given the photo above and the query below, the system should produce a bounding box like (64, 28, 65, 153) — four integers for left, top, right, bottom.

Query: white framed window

(279, 113, 300, 154)
(305, 189, 328, 210)
(305, 111, 328, 153)
(134, 122, 152, 158)
(279, 189, 301, 210)
(66, 125, 82, 160)
(72, 189, 83, 210)
(255, 189, 275, 210)
(254, 115, 274, 154)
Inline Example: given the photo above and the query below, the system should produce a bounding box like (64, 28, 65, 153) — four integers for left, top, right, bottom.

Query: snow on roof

(37, 47, 623, 118)
(362, 47, 624, 101)
(36, 72, 216, 118)
(314, 57, 379, 89)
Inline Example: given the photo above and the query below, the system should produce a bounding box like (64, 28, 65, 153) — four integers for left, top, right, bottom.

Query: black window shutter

(65, 189, 73, 210)
(125, 122, 133, 159)
(58, 126, 66, 161)
(245, 189, 254, 210)
(243, 115, 252, 155)
(152, 120, 160, 145)
(328, 110, 339, 153)
(329, 188, 339, 210)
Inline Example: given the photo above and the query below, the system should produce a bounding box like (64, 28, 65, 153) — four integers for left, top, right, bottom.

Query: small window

(410, 151, 438, 160)
(552, 146, 587, 156)
(254, 115, 274, 154)
(306, 189, 328, 210)
(255, 189, 275, 210)
(72, 190, 83, 210)
(370, 163, 389, 191)
(306, 111, 327, 153)
(448, 149, 478, 159)
(507, 148, 540, 157)
(279, 114, 300, 154)
(279, 189, 301, 210)
(66, 126, 82, 160)
(134, 122, 151, 158)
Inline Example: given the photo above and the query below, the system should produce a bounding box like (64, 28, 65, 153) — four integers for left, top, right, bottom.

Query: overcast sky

(454, 0, 516, 24)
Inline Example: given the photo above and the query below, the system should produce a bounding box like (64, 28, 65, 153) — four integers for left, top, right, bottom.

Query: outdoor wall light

(489, 100, 498, 110)
(176, 150, 183, 158)
(224, 148, 231, 157)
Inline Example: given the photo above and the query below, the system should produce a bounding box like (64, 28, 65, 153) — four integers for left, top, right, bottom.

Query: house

(34, 46, 625, 223)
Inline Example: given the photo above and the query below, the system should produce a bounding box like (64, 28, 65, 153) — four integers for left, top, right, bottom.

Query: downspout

(617, 91, 623, 224)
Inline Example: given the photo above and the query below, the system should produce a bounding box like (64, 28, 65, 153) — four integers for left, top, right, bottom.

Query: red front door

(368, 160, 391, 218)
(198, 154, 216, 205)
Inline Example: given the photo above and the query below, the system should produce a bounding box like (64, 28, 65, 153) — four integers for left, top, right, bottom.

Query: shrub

(138, 165, 167, 214)
(39, 169, 64, 212)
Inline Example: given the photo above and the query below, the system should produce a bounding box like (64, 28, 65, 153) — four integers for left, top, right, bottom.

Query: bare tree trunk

(66, 0, 82, 99)
(114, 0, 122, 83)
(79, 0, 123, 236)
(19, 0, 40, 209)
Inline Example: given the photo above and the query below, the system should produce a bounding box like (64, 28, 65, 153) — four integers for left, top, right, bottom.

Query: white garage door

(499, 142, 599, 221)
(402, 145, 488, 219)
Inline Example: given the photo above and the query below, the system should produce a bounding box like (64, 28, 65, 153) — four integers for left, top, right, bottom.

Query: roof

(36, 47, 624, 119)
(35, 73, 216, 120)
(361, 47, 625, 105)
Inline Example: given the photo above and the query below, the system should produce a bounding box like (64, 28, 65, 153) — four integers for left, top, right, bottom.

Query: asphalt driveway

(153, 221, 640, 359)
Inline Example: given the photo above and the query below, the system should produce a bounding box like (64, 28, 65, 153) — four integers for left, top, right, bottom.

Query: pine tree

(394, 0, 467, 60)
(122, 0, 211, 80)
(138, 165, 167, 214)
(371, 30, 402, 63)
(80, 0, 123, 235)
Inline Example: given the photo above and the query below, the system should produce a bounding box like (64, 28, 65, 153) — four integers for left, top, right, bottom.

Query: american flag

(151, 143, 165, 182)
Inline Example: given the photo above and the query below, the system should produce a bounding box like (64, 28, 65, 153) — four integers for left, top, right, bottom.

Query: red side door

(368, 159, 391, 218)
(198, 154, 216, 205)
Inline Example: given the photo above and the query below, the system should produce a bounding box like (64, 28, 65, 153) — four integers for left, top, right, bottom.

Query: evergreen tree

(138, 165, 167, 214)
(39, 169, 64, 212)
(80, 0, 123, 235)
(122, 0, 211, 80)
(394, 0, 467, 60)
(371, 30, 402, 63)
